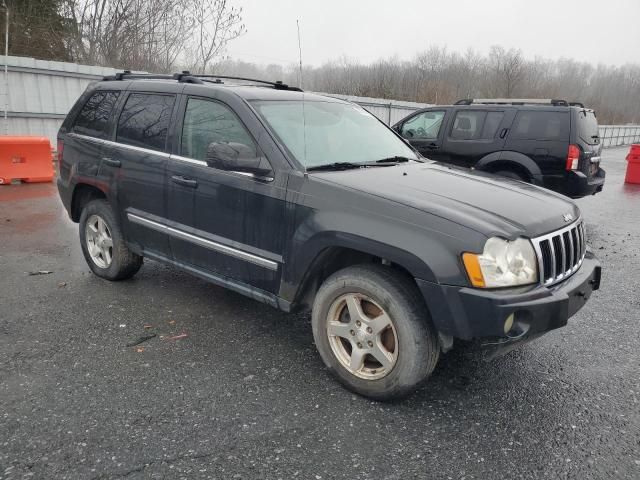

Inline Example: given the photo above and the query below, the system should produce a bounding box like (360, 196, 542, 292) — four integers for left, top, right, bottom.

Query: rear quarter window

(71, 91, 120, 139)
(510, 111, 569, 141)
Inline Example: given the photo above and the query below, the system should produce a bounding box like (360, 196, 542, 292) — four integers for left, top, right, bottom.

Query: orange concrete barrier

(0, 136, 54, 185)
(625, 144, 640, 185)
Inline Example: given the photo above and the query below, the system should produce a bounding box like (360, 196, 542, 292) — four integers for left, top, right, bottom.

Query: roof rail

(454, 98, 577, 107)
(102, 70, 205, 84)
(101, 71, 302, 91)
(190, 74, 302, 91)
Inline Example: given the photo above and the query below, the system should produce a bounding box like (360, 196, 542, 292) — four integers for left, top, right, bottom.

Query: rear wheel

(79, 199, 142, 281)
(312, 265, 440, 400)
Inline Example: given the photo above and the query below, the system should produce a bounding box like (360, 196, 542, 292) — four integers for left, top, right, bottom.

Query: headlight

(462, 237, 538, 288)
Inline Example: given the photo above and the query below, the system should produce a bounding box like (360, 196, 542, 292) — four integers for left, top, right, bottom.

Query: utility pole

(1, 0, 7, 135)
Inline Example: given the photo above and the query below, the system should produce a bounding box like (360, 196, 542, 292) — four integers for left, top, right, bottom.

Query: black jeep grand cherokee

(393, 99, 606, 198)
(57, 74, 601, 400)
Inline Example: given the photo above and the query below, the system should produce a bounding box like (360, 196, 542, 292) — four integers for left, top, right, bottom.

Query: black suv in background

(57, 76, 601, 400)
(393, 99, 606, 198)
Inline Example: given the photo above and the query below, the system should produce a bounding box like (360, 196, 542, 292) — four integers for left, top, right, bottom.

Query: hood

(311, 161, 580, 238)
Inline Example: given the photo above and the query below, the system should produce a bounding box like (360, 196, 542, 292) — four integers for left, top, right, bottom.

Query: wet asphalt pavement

(1, 147, 639, 480)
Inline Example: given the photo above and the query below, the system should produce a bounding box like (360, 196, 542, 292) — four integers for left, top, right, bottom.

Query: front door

(165, 95, 287, 294)
(398, 109, 449, 161)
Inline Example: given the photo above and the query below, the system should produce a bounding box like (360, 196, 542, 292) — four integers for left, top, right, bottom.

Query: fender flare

(69, 179, 111, 221)
(475, 151, 542, 180)
(281, 231, 441, 305)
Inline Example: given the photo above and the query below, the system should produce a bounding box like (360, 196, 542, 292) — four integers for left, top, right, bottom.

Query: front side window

(180, 97, 257, 161)
(510, 111, 569, 141)
(252, 100, 419, 168)
(116, 93, 176, 151)
(401, 111, 445, 140)
(72, 91, 120, 138)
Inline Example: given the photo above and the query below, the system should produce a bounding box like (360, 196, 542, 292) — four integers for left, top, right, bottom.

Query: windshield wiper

(374, 156, 411, 163)
(307, 162, 364, 172)
(307, 158, 412, 172)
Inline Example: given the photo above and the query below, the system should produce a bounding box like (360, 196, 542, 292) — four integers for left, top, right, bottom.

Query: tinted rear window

(576, 110, 600, 145)
(72, 91, 120, 138)
(510, 111, 569, 141)
(450, 110, 505, 140)
(116, 93, 176, 151)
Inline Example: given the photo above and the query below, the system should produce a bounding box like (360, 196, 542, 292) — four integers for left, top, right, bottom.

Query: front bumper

(417, 252, 601, 341)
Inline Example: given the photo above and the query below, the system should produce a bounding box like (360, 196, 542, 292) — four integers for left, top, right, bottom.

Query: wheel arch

(475, 151, 542, 182)
(70, 182, 108, 222)
(284, 233, 436, 311)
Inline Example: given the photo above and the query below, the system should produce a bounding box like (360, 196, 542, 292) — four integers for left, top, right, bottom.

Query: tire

(311, 264, 440, 401)
(79, 199, 143, 281)
(494, 170, 527, 182)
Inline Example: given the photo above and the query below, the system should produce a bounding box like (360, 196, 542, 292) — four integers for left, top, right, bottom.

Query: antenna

(296, 19, 303, 89)
(296, 19, 307, 167)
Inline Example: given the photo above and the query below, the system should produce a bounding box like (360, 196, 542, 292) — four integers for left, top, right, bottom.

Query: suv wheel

(79, 199, 143, 281)
(312, 265, 439, 400)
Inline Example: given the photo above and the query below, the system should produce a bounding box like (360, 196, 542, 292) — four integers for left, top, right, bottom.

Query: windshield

(251, 100, 419, 168)
(576, 109, 600, 145)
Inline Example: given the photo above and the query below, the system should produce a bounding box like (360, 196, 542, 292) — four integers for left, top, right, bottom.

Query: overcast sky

(227, 0, 640, 67)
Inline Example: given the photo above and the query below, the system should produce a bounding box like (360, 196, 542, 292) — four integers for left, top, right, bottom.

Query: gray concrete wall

(0, 55, 637, 147)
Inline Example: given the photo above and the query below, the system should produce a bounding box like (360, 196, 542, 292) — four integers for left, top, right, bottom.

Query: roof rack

(102, 71, 302, 91)
(454, 98, 584, 107)
(191, 74, 302, 91)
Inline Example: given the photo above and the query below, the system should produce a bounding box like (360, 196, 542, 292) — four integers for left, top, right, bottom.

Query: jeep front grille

(532, 220, 586, 286)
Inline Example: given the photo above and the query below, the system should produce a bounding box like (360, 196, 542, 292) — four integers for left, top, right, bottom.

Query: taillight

(566, 144, 580, 171)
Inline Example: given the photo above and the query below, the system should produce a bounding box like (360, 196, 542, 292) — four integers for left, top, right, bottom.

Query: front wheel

(79, 199, 143, 281)
(312, 265, 440, 400)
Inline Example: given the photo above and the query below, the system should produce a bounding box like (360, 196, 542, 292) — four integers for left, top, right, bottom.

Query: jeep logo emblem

(563, 213, 574, 222)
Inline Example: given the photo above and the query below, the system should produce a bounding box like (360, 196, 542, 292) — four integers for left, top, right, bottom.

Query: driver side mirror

(205, 142, 273, 179)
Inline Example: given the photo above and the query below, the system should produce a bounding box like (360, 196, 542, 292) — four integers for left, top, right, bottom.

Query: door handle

(171, 175, 198, 188)
(102, 157, 121, 167)
(426, 142, 439, 150)
(499, 128, 509, 139)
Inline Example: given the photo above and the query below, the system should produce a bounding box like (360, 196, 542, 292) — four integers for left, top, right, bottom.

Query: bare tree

(188, 0, 245, 74)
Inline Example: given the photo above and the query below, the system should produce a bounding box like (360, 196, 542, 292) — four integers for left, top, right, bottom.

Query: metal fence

(599, 125, 640, 148)
(318, 92, 431, 126)
(1, 55, 638, 148)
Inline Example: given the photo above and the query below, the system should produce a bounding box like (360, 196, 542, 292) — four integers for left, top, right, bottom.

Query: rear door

(397, 109, 449, 161)
(442, 108, 512, 168)
(104, 90, 178, 257)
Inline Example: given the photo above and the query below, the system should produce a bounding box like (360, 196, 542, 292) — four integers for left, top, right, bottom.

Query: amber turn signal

(462, 253, 486, 288)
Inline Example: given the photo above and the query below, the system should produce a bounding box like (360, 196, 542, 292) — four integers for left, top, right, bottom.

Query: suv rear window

(72, 91, 120, 138)
(510, 111, 569, 141)
(116, 93, 176, 151)
(576, 109, 600, 145)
